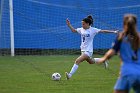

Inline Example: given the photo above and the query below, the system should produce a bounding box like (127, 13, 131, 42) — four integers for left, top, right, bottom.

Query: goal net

(0, 0, 140, 56)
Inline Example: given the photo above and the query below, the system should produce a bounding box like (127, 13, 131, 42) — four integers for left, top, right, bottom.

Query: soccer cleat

(104, 60, 109, 69)
(65, 72, 71, 80)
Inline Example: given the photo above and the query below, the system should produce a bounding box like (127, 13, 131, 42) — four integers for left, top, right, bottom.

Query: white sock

(94, 58, 100, 63)
(69, 64, 79, 77)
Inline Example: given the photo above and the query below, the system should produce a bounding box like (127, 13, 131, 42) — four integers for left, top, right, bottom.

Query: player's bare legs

(65, 53, 90, 80)
(65, 53, 108, 80)
(86, 57, 108, 69)
(75, 53, 90, 65)
(86, 57, 95, 64)
(92, 58, 109, 69)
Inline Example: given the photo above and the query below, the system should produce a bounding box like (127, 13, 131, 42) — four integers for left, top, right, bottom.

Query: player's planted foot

(104, 60, 109, 69)
(65, 72, 71, 80)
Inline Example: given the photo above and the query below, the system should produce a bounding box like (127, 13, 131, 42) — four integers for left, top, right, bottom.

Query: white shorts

(81, 51, 93, 58)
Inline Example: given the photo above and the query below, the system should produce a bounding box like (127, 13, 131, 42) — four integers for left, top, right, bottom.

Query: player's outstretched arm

(100, 30, 119, 34)
(97, 49, 116, 64)
(66, 18, 77, 33)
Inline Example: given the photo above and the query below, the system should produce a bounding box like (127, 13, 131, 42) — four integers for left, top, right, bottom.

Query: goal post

(0, 0, 15, 56)
(9, 0, 15, 56)
(0, 0, 3, 36)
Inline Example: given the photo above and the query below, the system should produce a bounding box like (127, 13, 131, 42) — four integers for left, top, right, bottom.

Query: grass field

(0, 55, 121, 93)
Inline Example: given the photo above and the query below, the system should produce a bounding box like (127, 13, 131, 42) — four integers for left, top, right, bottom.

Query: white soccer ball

(52, 72, 61, 81)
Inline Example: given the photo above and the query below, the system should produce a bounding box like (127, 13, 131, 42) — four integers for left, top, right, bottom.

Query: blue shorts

(114, 75, 140, 93)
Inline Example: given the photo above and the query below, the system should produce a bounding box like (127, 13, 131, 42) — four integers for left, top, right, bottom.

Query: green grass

(0, 55, 121, 93)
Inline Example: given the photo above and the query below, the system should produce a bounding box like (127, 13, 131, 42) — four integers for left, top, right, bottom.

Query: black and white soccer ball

(52, 72, 61, 81)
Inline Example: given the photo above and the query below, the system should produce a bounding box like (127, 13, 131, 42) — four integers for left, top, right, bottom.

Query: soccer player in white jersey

(65, 15, 118, 80)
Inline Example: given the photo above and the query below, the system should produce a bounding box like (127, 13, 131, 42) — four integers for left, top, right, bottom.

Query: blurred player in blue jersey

(97, 14, 140, 93)
(65, 15, 118, 80)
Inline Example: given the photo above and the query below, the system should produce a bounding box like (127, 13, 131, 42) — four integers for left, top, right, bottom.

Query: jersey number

(83, 37, 85, 42)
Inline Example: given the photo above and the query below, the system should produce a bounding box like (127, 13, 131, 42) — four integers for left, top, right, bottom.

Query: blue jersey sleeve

(112, 35, 122, 53)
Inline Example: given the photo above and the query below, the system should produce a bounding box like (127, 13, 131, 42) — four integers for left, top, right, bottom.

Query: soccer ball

(52, 72, 61, 81)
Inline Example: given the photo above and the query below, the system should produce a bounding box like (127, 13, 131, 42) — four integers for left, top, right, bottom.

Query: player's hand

(66, 18, 71, 26)
(114, 30, 119, 34)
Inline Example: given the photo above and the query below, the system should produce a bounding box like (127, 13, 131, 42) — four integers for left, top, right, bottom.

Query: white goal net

(0, 0, 140, 56)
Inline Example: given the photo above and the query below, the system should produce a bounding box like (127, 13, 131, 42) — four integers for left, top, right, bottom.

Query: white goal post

(9, 0, 15, 56)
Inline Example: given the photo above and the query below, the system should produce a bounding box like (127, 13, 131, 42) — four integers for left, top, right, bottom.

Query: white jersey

(76, 27, 101, 52)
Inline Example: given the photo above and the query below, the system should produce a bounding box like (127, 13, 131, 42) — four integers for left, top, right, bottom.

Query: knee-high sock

(69, 64, 78, 77)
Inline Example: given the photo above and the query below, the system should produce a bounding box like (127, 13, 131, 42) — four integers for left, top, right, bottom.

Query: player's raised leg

(86, 57, 109, 69)
(94, 58, 109, 69)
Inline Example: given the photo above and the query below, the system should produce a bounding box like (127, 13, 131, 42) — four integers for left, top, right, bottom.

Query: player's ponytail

(82, 15, 93, 26)
(87, 15, 93, 25)
(123, 14, 140, 51)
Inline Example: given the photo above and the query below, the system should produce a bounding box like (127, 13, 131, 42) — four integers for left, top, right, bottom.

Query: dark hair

(82, 15, 93, 26)
(123, 14, 140, 51)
